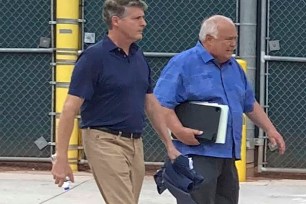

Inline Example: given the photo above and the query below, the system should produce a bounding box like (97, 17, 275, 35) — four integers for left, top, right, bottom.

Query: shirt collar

(195, 41, 214, 64)
(102, 36, 139, 55)
(195, 41, 234, 66)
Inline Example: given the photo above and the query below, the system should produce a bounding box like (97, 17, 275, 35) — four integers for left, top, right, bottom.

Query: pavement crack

(39, 179, 92, 204)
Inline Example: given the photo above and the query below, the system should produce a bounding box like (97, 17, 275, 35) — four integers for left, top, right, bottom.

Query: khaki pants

(82, 129, 145, 204)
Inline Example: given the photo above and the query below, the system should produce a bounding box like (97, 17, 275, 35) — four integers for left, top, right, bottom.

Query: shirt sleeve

(68, 49, 99, 100)
(145, 57, 153, 94)
(242, 71, 255, 113)
(153, 58, 187, 109)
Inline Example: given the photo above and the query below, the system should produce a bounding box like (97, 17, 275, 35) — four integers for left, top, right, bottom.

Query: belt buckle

(130, 133, 134, 139)
(118, 131, 122, 137)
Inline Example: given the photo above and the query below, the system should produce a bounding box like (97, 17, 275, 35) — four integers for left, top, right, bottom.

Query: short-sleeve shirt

(69, 36, 152, 133)
(154, 41, 255, 159)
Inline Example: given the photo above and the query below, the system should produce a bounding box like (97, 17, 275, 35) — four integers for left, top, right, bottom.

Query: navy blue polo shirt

(69, 36, 152, 133)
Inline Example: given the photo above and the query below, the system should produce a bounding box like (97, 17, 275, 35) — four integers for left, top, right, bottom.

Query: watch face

(268, 142, 278, 152)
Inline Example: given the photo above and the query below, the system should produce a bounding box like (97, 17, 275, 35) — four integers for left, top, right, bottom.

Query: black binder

(174, 102, 222, 143)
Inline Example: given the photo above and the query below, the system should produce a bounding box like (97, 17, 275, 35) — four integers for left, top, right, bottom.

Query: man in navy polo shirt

(51, 0, 180, 204)
(154, 15, 286, 204)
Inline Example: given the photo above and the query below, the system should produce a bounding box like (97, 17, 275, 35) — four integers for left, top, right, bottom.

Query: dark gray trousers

(185, 155, 239, 204)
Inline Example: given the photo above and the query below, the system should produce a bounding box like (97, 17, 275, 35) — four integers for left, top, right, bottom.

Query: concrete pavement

(0, 171, 306, 204)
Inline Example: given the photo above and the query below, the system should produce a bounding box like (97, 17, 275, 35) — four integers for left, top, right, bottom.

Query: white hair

(198, 15, 235, 41)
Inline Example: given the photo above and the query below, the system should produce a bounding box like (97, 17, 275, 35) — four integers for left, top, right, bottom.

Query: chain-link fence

(266, 62, 306, 168)
(0, 0, 237, 162)
(268, 1, 306, 57)
(264, 0, 306, 169)
(0, 0, 51, 48)
(84, 0, 237, 162)
(2, 0, 304, 168)
(84, 0, 237, 52)
(0, 0, 52, 157)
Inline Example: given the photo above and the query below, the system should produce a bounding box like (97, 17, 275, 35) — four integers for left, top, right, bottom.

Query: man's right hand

(51, 157, 74, 187)
(173, 127, 202, 145)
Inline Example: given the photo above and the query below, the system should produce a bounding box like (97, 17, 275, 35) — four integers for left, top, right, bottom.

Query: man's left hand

(267, 130, 286, 155)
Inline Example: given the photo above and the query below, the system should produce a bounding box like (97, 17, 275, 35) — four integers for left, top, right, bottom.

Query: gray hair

(103, 0, 148, 29)
(198, 15, 235, 41)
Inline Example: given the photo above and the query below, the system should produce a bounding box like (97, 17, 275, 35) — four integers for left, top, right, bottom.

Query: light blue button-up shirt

(154, 41, 255, 159)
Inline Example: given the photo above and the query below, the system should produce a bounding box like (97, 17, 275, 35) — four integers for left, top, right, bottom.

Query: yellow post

(235, 59, 247, 182)
(55, 0, 80, 172)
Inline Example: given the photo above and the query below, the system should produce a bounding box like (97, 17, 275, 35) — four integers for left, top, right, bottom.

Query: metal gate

(259, 0, 306, 172)
(0, 0, 238, 162)
(2, 0, 304, 168)
(0, 0, 53, 159)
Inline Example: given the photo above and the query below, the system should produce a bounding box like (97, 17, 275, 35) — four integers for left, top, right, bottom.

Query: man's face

(208, 22, 238, 63)
(116, 7, 147, 42)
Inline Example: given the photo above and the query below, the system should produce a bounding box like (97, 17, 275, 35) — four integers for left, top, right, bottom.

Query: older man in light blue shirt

(154, 15, 285, 204)
(154, 40, 254, 159)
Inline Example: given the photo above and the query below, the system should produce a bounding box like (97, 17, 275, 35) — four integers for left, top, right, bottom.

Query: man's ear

(202, 34, 213, 45)
(111, 16, 120, 28)
(206, 34, 215, 42)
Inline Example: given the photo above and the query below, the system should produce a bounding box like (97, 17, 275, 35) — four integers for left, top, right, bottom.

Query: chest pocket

(188, 73, 214, 99)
